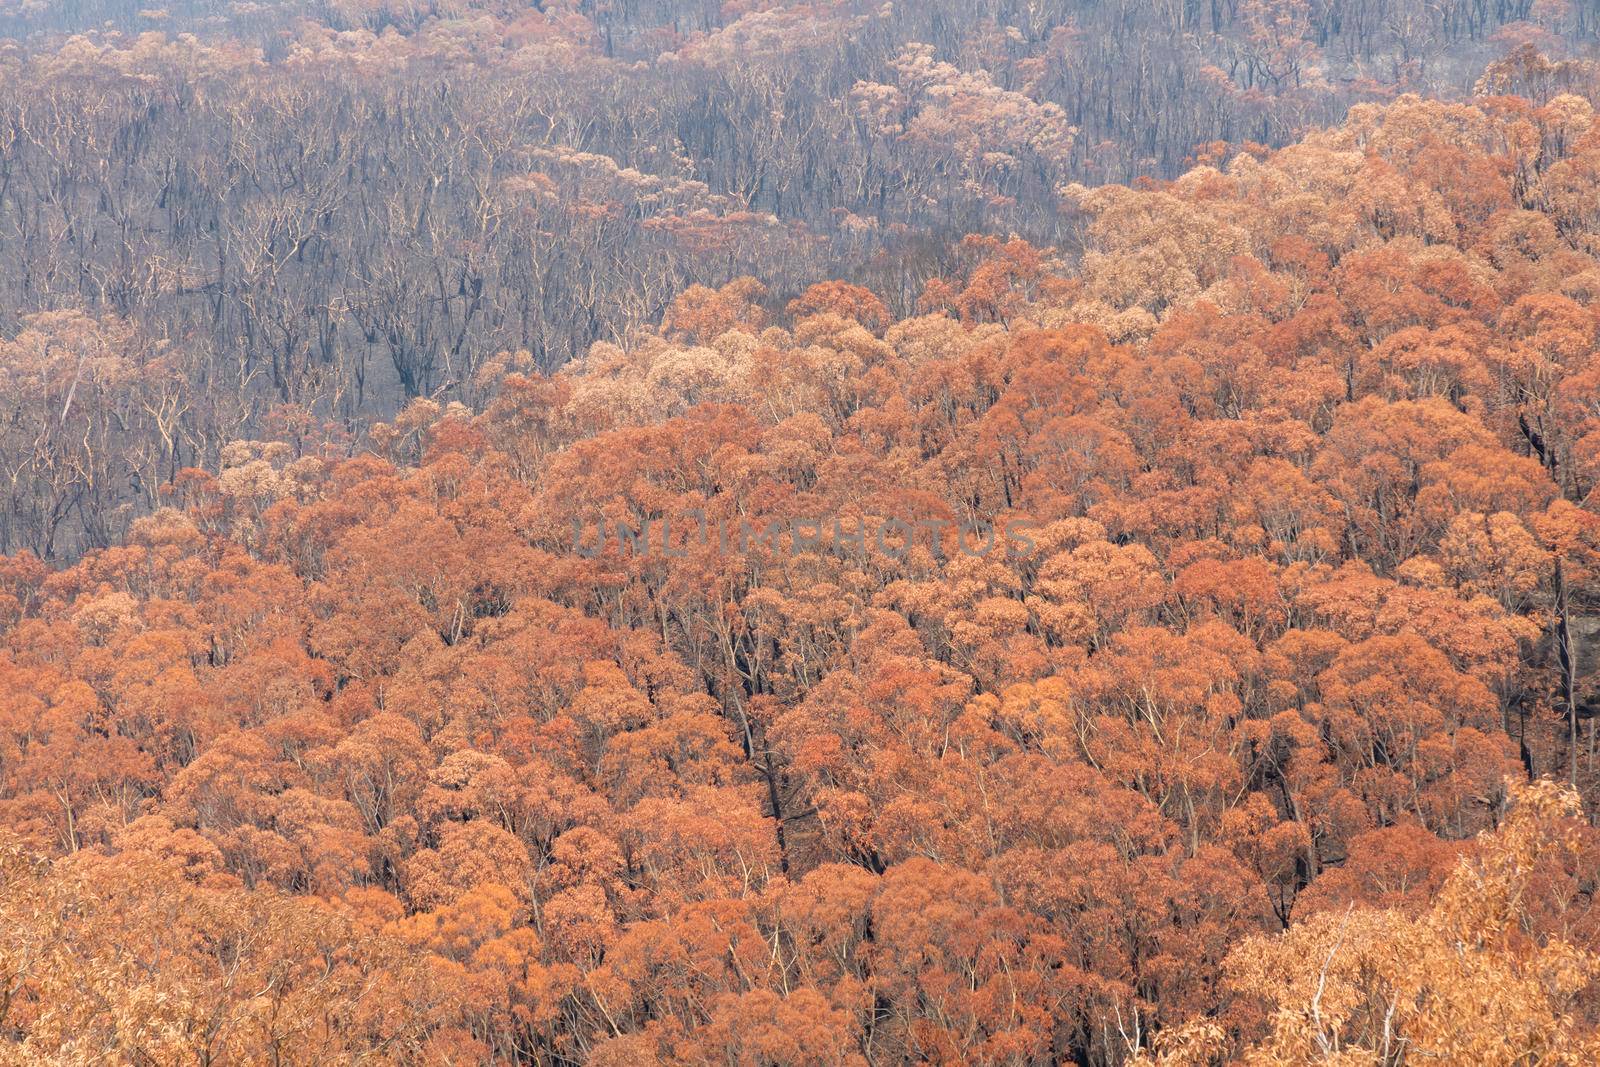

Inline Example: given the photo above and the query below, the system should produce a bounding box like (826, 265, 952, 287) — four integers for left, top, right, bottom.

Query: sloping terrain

(3, 91, 1600, 1062)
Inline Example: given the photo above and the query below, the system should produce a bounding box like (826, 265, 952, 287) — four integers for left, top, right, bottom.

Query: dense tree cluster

(5, 84, 1600, 1062)
(2, 3, 1600, 559)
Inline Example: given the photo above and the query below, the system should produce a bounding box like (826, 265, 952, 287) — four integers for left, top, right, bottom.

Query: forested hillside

(2, 1, 1600, 558)
(5, 71, 1600, 1061)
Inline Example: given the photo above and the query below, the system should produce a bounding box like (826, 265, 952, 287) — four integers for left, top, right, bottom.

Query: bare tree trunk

(1556, 558, 1579, 788)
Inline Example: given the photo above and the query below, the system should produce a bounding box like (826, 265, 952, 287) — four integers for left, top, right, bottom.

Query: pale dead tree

(0, 313, 200, 558)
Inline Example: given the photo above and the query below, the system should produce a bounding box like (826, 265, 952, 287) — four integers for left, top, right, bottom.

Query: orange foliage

(7, 89, 1600, 1064)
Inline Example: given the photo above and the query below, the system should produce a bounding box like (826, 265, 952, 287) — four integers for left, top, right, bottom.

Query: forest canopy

(2, 0, 1600, 557)
(3, 2, 1600, 1065)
